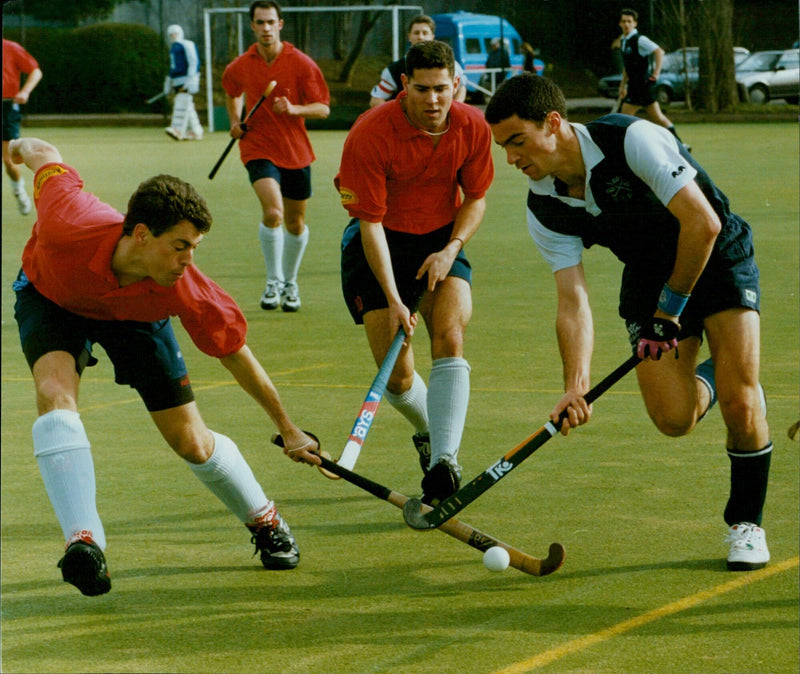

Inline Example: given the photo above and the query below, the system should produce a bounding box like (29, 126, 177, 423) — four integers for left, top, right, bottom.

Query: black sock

(723, 443, 772, 526)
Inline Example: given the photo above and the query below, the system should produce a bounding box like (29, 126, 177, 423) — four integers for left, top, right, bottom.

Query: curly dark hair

(485, 73, 568, 126)
(123, 175, 212, 237)
(250, 0, 281, 20)
(405, 40, 455, 79)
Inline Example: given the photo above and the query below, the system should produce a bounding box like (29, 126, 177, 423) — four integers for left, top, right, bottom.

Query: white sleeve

(370, 66, 396, 100)
(185, 41, 199, 78)
(624, 121, 697, 206)
(636, 35, 659, 57)
(527, 207, 584, 273)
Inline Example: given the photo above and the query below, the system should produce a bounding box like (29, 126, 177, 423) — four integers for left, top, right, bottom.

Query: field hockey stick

(403, 353, 640, 530)
(208, 80, 276, 180)
(325, 327, 407, 479)
(146, 91, 166, 104)
(271, 433, 564, 576)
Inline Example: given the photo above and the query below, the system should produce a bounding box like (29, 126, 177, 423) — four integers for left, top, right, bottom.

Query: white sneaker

(726, 522, 769, 570)
(165, 127, 183, 141)
(15, 189, 32, 215)
(260, 281, 281, 310)
(280, 282, 301, 312)
(184, 130, 203, 140)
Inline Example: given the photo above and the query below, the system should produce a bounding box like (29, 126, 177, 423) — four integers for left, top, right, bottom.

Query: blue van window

(465, 38, 482, 55)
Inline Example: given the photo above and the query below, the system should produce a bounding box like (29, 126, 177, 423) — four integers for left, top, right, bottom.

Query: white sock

(385, 370, 429, 433)
(33, 410, 106, 550)
(427, 357, 471, 467)
(10, 177, 25, 195)
(258, 223, 284, 286)
(282, 227, 308, 286)
(188, 431, 271, 524)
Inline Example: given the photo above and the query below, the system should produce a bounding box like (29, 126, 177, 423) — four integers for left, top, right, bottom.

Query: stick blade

(316, 451, 340, 480)
(538, 542, 566, 576)
(402, 497, 436, 530)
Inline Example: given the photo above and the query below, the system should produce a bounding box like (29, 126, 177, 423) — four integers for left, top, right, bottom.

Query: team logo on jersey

(339, 187, 358, 206)
(34, 164, 68, 199)
(605, 175, 633, 201)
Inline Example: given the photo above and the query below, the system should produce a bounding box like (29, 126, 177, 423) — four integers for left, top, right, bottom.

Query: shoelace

(725, 523, 758, 544)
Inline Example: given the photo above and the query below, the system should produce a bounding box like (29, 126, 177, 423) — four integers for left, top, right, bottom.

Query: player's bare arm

(417, 196, 486, 292)
(272, 98, 329, 119)
(219, 345, 321, 465)
(658, 182, 722, 321)
(552, 263, 594, 435)
(359, 219, 415, 338)
(224, 93, 246, 139)
(9, 137, 62, 171)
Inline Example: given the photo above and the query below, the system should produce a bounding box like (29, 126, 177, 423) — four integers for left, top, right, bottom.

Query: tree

(696, 0, 738, 111)
(10, 0, 127, 24)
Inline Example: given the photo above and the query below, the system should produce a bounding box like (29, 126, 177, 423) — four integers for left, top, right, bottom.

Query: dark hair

(123, 175, 212, 237)
(405, 40, 455, 79)
(620, 8, 638, 21)
(485, 73, 568, 125)
(250, 0, 281, 21)
(407, 14, 436, 33)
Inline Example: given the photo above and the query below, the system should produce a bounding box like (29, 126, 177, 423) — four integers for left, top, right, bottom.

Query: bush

(5, 24, 167, 114)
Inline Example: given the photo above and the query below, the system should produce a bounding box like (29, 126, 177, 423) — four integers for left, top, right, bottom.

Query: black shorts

(2, 100, 22, 141)
(245, 159, 312, 201)
(340, 218, 472, 324)
(13, 271, 195, 412)
(624, 80, 656, 108)
(621, 216, 760, 346)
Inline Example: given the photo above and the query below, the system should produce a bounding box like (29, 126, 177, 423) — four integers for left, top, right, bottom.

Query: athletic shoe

(421, 459, 461, 506)
(57, 532, 111, 596)
(412, 432, 431, 474)
(260, 281, 281, 310)
(14, 189, 32, 215)
(247, 510, 299, 570)
(184, 130, 203, 140)
(280, 282, 301, 312)
(726, 522, 769, 571)
(165, 126, 183, 141)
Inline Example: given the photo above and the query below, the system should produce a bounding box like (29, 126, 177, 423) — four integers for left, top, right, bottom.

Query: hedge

(5, 24, 167, 114)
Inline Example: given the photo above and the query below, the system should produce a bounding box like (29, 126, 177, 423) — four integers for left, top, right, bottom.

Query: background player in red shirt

(10, 136, 322, 597)
(222, 0, 330, 313)
(2, 39, 43, 215)
(336, 41, 494, 505)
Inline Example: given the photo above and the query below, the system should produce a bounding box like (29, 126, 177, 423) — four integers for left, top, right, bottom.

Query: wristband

(449, 237, 464, 251)
(657, 283, 690, 317)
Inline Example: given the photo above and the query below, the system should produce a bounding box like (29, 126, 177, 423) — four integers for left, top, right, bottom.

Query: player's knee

(719, 393, 762, 438)
(168, 428, 214, 464)
(430, 326, 464, 359)
(261, 206, 283, 228)
(648, 407, 695, 437)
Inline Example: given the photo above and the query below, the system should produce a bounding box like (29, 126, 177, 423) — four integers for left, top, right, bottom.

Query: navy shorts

(621, 217, 760, 348)
(341, 218, 472, 324)
(245, 159, 312, 200)
(13, 271, 195, 412)
(624, 80, 656, 108)
(2, 100, 22, 141)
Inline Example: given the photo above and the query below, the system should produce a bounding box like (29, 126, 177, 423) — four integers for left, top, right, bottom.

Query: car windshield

(738, 52, 781, 71)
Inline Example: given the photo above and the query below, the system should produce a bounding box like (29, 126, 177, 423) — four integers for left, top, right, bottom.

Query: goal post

(203, 4, 423, 132)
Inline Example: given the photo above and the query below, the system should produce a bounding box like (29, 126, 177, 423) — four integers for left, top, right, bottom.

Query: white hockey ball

(483, 546, 510, 572)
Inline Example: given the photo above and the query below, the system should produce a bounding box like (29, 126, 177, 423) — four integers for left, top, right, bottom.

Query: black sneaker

(57, 534, 111, 596)
(420, 459, 461, 506)
(412, 432, 431, 474)
(248, 511, 299, 570)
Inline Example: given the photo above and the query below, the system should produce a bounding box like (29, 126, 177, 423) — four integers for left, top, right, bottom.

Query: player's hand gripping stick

(208, 80, 276, 180)
(403, 353, 641, 530)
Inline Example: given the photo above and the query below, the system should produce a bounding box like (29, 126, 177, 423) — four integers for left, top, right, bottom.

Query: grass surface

(2, 123, 798, 673)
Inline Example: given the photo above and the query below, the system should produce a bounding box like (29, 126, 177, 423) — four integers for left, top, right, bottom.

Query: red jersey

(221, 42, 329, 169)
(335, 95, 494, 234)
(21, 164, 247, 358)
(3, 39, 39, 99)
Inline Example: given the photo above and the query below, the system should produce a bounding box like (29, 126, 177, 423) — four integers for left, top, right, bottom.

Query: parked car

(598, 47, 750, 105)
(735, 49, 799, 104)
(431, 12, 544, 95)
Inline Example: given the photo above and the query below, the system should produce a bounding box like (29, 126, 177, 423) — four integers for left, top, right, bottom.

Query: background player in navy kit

(617, 8, 685, 145)
(485, 73, 771, 571)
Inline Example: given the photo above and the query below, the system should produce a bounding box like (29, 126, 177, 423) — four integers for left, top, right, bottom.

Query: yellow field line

(495, 555, 799, 673)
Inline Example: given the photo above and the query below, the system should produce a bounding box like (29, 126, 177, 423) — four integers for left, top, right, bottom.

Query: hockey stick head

(270, 431, 339, 479)
(539, 542, 566, 576)
(402, 497, 437, 530)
